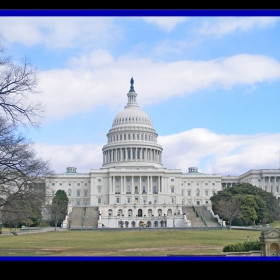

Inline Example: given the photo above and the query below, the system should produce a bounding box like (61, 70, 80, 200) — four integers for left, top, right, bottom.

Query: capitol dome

(101, 78, 163, 168)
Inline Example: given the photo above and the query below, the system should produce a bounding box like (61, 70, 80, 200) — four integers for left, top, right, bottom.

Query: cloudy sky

(1, 10, 280, 176)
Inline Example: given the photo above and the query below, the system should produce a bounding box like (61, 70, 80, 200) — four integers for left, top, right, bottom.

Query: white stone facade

(46, 79, 280, 228)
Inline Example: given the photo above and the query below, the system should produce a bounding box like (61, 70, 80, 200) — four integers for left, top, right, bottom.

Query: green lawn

(0, 228, 263, 256)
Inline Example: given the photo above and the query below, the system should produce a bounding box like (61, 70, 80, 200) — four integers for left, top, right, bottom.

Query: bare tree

(0, 116, 53, 213)
(0, 33, 43, 127)
(215, 198, 242, 229)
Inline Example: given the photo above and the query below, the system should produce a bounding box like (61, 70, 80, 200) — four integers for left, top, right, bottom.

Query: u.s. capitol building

(46, 78, 280, 228)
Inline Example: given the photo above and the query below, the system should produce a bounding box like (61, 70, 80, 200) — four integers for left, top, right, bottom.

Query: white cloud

(37, 52, 280, 121)
(34, 129, 280, 176)
(0, 17, 122, 49)
(197, 17, 279, 37)
(142, 17, 188, 32)
(34, 143, 103, 174)
(159, 128, 280, 176)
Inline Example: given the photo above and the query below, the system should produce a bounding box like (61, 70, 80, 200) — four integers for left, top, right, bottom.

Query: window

(127, 197, 131, 203)
(196, 201, 200, 206)
(142, 186, 146, 193)
(52, 191, 55, 196)
(171, 179, 174, 182)
(116, 197, 120, 203)
(116, 178, 119, 182)
(188, 183, 190, 186)
(85, 183, 87, 186)
(188, 190, 191, 196)
(84, 201, 87, 206)
(115, 186, 120, 193)
(197, 183, 199, 186)
(167, 209, 172, 216)
(77, 183, 80, 186)
(127, 178, 130, 182)
(126, 186, 130, 193)
(128, 209, 132, 216)
(134, 178, 138, 182)
(171, 197, 175, 203)
(212, 183, 215, 185)
(59, 183, 62, 186)
(98, 179, 101, 182)
(142, 178, 146, 182)
(205, 190, 208, 196)
(205, 183, 208, 185)
(98, 187, 101, 194)
(68, 183, 71, 186)
(77, 190, 80, 197)
(108, 209, 112, 216)
(196, 189, 200, 196)
(171, 187, 174, 193)
(84, 190, 88, 197)
(153, 179, 156, 182)
(52, 183, 55, 186)
(98, 198, 101, 204)
(68, 189, 71, 196)
(148, 209, 152, 217)
(77, 200, 80, 206)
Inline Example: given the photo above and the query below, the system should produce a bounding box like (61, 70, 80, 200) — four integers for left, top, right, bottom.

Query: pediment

(264, 229, 280, 238)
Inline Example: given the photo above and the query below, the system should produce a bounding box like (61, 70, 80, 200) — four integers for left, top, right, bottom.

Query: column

(125, 148, 127, 161)
(113, 176, 115, 193)
(140, 176, 142, 193)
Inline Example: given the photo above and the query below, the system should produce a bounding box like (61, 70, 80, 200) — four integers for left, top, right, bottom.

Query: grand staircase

(182, 205, 220, 227)
(69, 206, 99, 228)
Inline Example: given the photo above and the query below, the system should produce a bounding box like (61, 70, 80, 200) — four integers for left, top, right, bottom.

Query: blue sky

(1, 10, 280, 175)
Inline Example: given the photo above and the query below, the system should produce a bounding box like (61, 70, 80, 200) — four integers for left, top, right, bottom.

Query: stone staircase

(182, 206, 205, 227)
(195, 206, 221, 227)
(69, 206, 99, 228)
(182, 205, 220, 227)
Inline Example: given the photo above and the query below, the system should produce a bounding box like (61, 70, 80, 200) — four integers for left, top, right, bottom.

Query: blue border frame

(1, 8, 280, 263)
(0, 9, 280, 16)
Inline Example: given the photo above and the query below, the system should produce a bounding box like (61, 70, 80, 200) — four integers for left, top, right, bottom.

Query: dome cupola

(101, 78, 163, 168)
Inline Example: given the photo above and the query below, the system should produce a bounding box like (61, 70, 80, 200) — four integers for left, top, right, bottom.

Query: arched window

(167, 209, 172, 216)
(108, 209, 112, 216)
(158, 209, 162, 216)
(148, 209, 152, 217)
(135, 186, 138, 193)
(68, 189, 71, 196)
(118, 209, 123, 216)
(128, 209, 132, 217)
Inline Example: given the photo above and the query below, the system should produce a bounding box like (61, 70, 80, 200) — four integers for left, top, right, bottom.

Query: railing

(192, 205, 207, 226)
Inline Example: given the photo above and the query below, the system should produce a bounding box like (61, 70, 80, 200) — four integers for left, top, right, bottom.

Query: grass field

(0, 228, 264, 256)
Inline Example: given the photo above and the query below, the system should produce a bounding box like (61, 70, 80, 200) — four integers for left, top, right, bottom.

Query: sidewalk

(0, 227, 68, 236)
